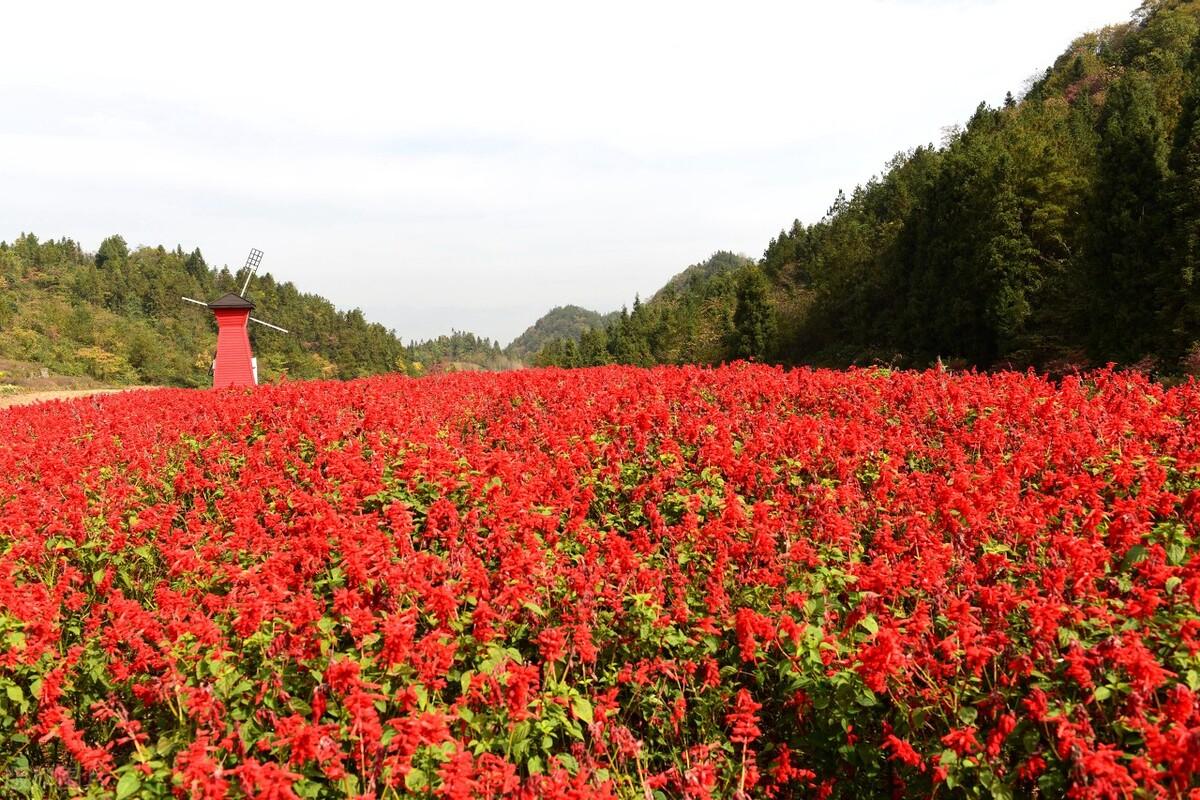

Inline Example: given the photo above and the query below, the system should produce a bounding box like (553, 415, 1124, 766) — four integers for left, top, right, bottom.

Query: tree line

(537, 0, 1200, 374)
(0, 235, 510, 386)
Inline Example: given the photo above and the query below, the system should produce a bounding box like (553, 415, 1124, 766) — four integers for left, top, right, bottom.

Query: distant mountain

(505, 305, 614, 361)
(527, 251, 759, 367)
(652, 251, 753, 301)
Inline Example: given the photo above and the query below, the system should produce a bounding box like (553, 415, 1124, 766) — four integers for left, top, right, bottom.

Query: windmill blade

(181, 296, 208, 307)
(239, 248, 264, 296)
(249, 316, 289, 334)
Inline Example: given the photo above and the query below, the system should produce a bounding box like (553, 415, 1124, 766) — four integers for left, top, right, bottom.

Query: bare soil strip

(0, 388, 153, 409)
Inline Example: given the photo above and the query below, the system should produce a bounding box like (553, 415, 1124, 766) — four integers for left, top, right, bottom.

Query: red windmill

(182, 248, 289, 388)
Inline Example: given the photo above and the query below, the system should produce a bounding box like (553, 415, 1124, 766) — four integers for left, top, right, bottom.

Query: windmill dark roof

(207, 293, 255, 310)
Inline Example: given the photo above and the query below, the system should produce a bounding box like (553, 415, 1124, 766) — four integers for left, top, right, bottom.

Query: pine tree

(184, 248, 208, 280)
(95, 235, 129, 270)
(1086, 70, 1171, 363)
(1169, 43, 1200, 358)
(982, 154, 1041, 357)
(732, 267, 776, 360)
(561, 338, 580, 367)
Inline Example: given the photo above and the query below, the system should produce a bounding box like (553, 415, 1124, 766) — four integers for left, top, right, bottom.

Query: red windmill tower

(182, 249, 288, 388)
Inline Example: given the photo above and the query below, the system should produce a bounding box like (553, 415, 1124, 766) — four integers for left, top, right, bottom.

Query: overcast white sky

(1, 1, 1136, 344)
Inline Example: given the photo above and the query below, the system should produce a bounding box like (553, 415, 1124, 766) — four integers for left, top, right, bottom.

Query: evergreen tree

(1169, 41, 1200, 356)
(578, 328, 611, 365)
(560, 338, 580, 367)
(184, 248, 208, 280)
(891, 107, 1039, 363)
(1086, 70, 1172, 363)
(95, 235, 129, 270)
(732, 267, 776, 360)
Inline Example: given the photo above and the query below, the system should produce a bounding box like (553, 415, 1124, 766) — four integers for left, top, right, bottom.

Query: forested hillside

(404, 330, 522, 373)
(0, 234, 508, 386)
(11, 3, 1200, 382)
(505, 305, 613, 362)
(539, 0, 1200, 373)
(533, 252, 756, 366)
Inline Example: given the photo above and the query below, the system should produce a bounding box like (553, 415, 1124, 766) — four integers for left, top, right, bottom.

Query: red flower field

(2, 365, 1200, 798)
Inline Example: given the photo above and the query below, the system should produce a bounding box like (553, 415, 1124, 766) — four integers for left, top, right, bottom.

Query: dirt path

(0, 387, 154, 409)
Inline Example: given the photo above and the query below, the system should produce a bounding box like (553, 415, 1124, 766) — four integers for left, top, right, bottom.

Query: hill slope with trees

(532, 252, 756, 367)
(505, 305, 614, 362)
(537, 0, 1200, 374)
(0, 235, 513, 386)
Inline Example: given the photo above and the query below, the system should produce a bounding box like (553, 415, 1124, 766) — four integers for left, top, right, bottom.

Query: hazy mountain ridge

(504, 305, 615, 361)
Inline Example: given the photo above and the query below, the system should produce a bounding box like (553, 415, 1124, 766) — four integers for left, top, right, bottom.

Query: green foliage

(506, 305, 611, 362)
(1170, 33, 1200, 348)
(651, 250, 751, 299)
(1086, 70, 1174, 362)
(536, 1, 1200, 373)
(535, 252, 753, 368)
(894, 110, 1042, 363)
(0, 235, 412, 386)
(95, 235, 128, 270)
(406, 330, 520, 373)
(731, 267, 777, 360)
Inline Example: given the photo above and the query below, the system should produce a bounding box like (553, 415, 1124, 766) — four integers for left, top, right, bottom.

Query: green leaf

(405, 768, 428, 791)
(1093, 686, 1112, 701)
(835, 681, 855, 709)
(1122, 544, 1147, 569)
(860, 615, 879, 635)
(572, 696, 594, 724)
(116, 772, 141, 800)
(6, 685, 23, 703)
(293, 778, 322, 799)
(664, 629, 688, 647)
